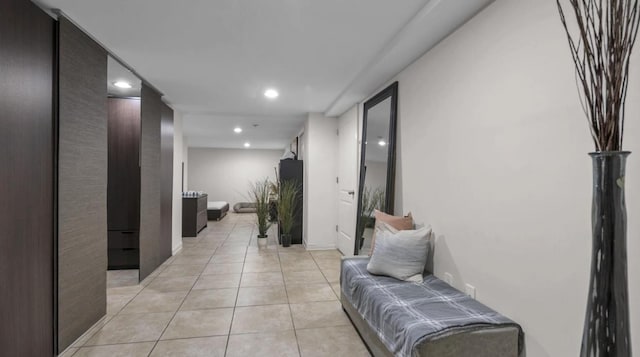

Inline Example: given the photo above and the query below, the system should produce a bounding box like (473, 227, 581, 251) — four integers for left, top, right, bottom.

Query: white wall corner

(172, 110, 184, 252)
(302, 117, 310, 246)
(172, 242, 183, 256)
(304, 113, 339, 249)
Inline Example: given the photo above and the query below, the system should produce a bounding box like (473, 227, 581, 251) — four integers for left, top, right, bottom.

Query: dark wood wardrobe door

(108, 98, 141, 230)
(0, 0, 55, 355)
(57, 16, 108, 353)
(160, 103, 174, 257)
(139, 84, 164, 280)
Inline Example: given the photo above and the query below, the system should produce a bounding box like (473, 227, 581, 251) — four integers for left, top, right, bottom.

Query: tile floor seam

(310, 251, 341, 299)
(145, 222, 236, 357)
(223, 219, 244, 357)
(109, 266, 166, 315)
(75, 340, 158, 349)
(78, 264, 168, 351)
(278, 241, 304, 357)
(94, 214, 357, 356)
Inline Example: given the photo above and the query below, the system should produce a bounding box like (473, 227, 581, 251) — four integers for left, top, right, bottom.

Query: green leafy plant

(268, 180, 279, 201)
(556, 0, 640, 151)
(361, 186, 385, 224)
(277, 180, 300, 236)
(249, 178, 272, 237)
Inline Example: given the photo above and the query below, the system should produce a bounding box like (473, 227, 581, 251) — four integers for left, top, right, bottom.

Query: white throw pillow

(367, 225, 432, 282)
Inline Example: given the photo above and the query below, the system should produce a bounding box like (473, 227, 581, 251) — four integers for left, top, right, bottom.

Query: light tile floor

(62, 213, 370, 357)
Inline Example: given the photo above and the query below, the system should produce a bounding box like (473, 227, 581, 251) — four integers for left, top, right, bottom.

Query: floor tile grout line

(92, 215, 345, 356)
(223, 218, 244, 357)
(309, 251, 341, 299)
(75, 259, 172, 352)
(71, 340, 159, 350)
(146, 219, 235, 357)
(81, 216, 243, 355)
(277, 239, 304, 357)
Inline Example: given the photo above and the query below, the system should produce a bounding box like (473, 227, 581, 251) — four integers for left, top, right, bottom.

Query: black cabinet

(107, 231, 140, 269)
(183, 194, 208, 237)
(279, 160, 303, 244)
(107, 98, 141, 269)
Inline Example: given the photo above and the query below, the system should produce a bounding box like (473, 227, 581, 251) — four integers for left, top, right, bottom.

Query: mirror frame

(354, 81, 398, 255)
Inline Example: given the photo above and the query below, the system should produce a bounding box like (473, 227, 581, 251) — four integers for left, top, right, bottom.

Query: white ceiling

(184, 113, 306, 150)
(35, 0, 494, 149)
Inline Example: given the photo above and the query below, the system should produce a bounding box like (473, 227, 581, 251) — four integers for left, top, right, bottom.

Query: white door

(337, 106, 359, 256)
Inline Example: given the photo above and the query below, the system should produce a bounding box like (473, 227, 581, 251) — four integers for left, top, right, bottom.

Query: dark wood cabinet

(0, 0, 55, 354)
(107, 98, 141, 269)
(108, 98, 141, 230)
(279, 160, 304, 244)
(160, 103, 173, 259)
(183, 194, 208, 237)
(107, 231, 140, 269)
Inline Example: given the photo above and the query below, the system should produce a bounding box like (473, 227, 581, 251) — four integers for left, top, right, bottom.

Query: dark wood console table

(182, 194, 208, 237)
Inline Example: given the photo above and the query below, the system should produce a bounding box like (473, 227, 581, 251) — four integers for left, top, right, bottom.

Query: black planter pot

(281, 234, 291, 247)
(581, 151, 631, 357)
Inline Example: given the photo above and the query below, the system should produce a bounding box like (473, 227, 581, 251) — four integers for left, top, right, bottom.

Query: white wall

(188, 148, 282, 206)
(171, 111, 184, 254)
(183, 141, 189, 191)
(303, 113, 339, 250)
(385, 1, 640, 356)
(300, 127, 309, 244)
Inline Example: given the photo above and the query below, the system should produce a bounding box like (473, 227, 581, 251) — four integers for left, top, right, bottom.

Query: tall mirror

(355, 82, 398, 255)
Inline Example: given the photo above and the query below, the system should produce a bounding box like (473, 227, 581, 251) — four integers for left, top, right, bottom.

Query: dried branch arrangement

(556, 0, 640, 151)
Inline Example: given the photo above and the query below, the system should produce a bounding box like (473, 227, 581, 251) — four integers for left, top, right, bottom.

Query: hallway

(61, 213, 369, 356)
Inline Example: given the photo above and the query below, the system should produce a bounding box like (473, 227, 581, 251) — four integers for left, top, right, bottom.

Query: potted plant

(249, 178, 272, 248)
(556, 1, 639, 355)
(277, 179, 300, 247)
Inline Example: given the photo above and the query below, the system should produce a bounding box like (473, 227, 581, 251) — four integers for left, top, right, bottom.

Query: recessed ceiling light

(244, 142, 251, 148)
(234, 127, 242, 133)
(264, 88, 279, 99)
(378, 139, 387, 147)
(113, 81, 132, 89)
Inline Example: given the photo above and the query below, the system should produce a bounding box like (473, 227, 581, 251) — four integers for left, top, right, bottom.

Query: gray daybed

(233, 202, 256, 213)
(207, 201, 229, 220)
(341, 257, 523, 357)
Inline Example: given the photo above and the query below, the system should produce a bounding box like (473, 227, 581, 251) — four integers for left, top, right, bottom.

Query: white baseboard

(304, 243, 337, 251)
(172, 242, 183, 255)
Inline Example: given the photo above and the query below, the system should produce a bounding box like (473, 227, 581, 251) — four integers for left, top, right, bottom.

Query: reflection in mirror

(107, 56, 142, 98)
(355, 82, 398, 255)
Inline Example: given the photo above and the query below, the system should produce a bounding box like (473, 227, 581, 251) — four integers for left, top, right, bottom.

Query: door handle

(348, 190, 355, 196)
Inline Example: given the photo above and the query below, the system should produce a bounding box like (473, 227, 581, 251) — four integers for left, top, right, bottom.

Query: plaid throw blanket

(341, 258, 523, 357)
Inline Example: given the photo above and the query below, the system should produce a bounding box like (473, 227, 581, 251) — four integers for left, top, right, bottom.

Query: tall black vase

(281, 233, 291, 247)
(581, 151, 631, 357)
